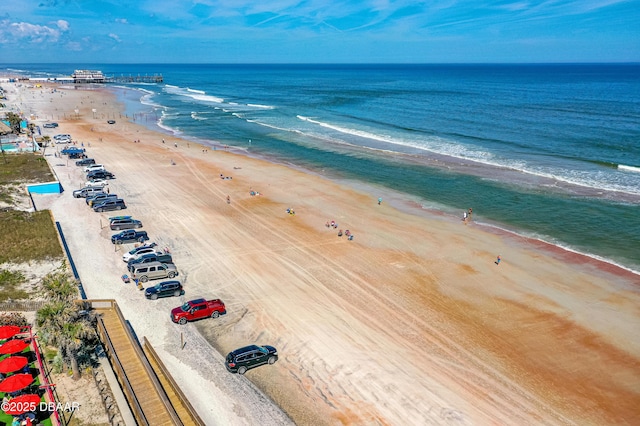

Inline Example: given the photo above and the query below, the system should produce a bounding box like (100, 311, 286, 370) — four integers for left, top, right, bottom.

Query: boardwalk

(143, 338, 204, 426)
(95, 303, 181, 425)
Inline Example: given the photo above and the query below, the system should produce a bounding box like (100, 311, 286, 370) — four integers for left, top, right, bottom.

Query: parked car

(171, 298, 226, 325)
(76, 158, 96, 166)
(122, 243, 157, 262)
(144, 280, 183, 300)
(73, 186, 104, 198)
(110, 217, 142, 230)
(43, 122, 58, 128)
(225, 345, 278, 375)
(127, 252, 173, 271)
(93, 199, 126, 212)
(69, 151, 86, 159)
(61, 146, 85, 155)
(84, 164, 105, 173)
(86, 193, 117, 207)
(111, 229, 148, 244)
(53, 135, 71, 144)
(85, 179, 108, 188)
(131, 261, 178, 283)
(86, 170, 115, 180)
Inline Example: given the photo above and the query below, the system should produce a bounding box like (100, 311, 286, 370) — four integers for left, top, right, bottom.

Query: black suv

(86, 193, 116, 207)
(127, 252, 173, 272)
(93, 199, 126, 212)
(225, 345, 278, 375)
(76, 158, 96, 166)
(87, 170, 115, 180)
(144, 280, 183, 300)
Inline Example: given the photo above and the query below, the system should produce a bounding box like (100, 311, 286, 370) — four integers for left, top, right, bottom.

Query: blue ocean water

(5, 63, 640, 273)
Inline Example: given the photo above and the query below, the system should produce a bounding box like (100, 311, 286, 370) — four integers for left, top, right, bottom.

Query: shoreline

(6, 81, 640, 424)
(108, 84, 640, 279)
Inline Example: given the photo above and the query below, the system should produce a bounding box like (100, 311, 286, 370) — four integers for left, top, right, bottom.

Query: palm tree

(37, 272, 98, 379)
(59, 319, 98, 379)
(41, 271, 78, 302)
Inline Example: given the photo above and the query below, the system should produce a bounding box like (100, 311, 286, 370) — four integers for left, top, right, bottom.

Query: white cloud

(56, 20, 69, 31)
(108, 33, 122, 42)
(0, 17, 70, 44)
(4, 21, 62, 43)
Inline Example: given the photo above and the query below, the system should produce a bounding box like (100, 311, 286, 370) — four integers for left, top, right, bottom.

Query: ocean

(5, 63, 640, 273)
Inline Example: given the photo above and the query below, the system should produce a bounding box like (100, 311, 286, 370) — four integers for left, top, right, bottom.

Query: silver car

(131, 261, 178, 283)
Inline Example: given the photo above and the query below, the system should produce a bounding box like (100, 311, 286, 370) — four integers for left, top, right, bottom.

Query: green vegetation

(0, 269, 29, 301)
(0, 209, 63, 262)
(5, 112, 21, 133)
(0, 151, 54, 184)
(37, 271, 99, 380)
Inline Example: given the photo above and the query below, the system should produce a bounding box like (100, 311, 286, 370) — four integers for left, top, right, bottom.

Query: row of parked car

(68, 141, 277, 375)
(69, 156, 126, 212)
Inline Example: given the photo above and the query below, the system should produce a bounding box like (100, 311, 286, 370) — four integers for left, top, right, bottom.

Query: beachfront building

(71, 70, 105, 84)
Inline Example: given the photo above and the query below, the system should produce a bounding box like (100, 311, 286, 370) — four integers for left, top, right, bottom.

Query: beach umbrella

(1, 393, 40, 415)
(0, 356, 28, 374)
(0, 326, 21, 340)
(0, 373, 33, 393)
(0, 339, 29, 355)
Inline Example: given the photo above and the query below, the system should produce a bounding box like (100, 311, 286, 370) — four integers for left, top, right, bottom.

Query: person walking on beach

(378, 197, 383, 205)
(495, 255, 501, 265)
(226, 195, 231, 204)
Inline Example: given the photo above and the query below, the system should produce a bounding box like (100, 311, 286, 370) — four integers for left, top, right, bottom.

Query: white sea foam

(165, 84, 222, 102)
(618, 164, 640, 173)
(187, 93, 224, 103)
(190, 112, 208, 121)
(294, 116, 640, 197)
(247, 103, 275, 109)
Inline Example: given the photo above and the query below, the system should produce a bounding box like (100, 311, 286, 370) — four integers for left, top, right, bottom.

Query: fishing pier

(74, 70, 163, 84)
(18, 69, 163, 84)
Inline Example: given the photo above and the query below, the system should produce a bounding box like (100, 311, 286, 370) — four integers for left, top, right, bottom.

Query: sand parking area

(17, 83, 640, 425)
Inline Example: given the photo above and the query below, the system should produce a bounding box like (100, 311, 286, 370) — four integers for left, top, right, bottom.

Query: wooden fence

(0, 300, 46, 311)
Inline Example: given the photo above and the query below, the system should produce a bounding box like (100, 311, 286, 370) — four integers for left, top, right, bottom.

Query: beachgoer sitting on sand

(326, 221, 330, 228)
(330, 220, 335, 227)
(348, 234, 354, 240)
(338, 230, 343, 237)
(345, 230, 351, 236)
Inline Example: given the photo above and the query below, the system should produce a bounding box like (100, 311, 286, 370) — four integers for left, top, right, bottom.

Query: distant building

(72, 70, 105, 83)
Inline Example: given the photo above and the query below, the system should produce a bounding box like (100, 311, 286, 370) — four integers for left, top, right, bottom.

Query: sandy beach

(8, 82, 640, 425)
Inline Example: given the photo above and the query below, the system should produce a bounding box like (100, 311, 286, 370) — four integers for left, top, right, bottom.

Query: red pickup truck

(171, 298, 226, 325)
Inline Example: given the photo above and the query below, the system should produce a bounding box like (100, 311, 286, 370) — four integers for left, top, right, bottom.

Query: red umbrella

(0, 326, 21, 340)
(0, 373, 33, 393)
(1, 393, 40, 415)
(0, 339, 29, 355)
(0, 356, 28, 374)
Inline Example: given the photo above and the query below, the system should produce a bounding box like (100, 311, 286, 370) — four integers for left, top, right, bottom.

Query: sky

(0, 0, 638, 63)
